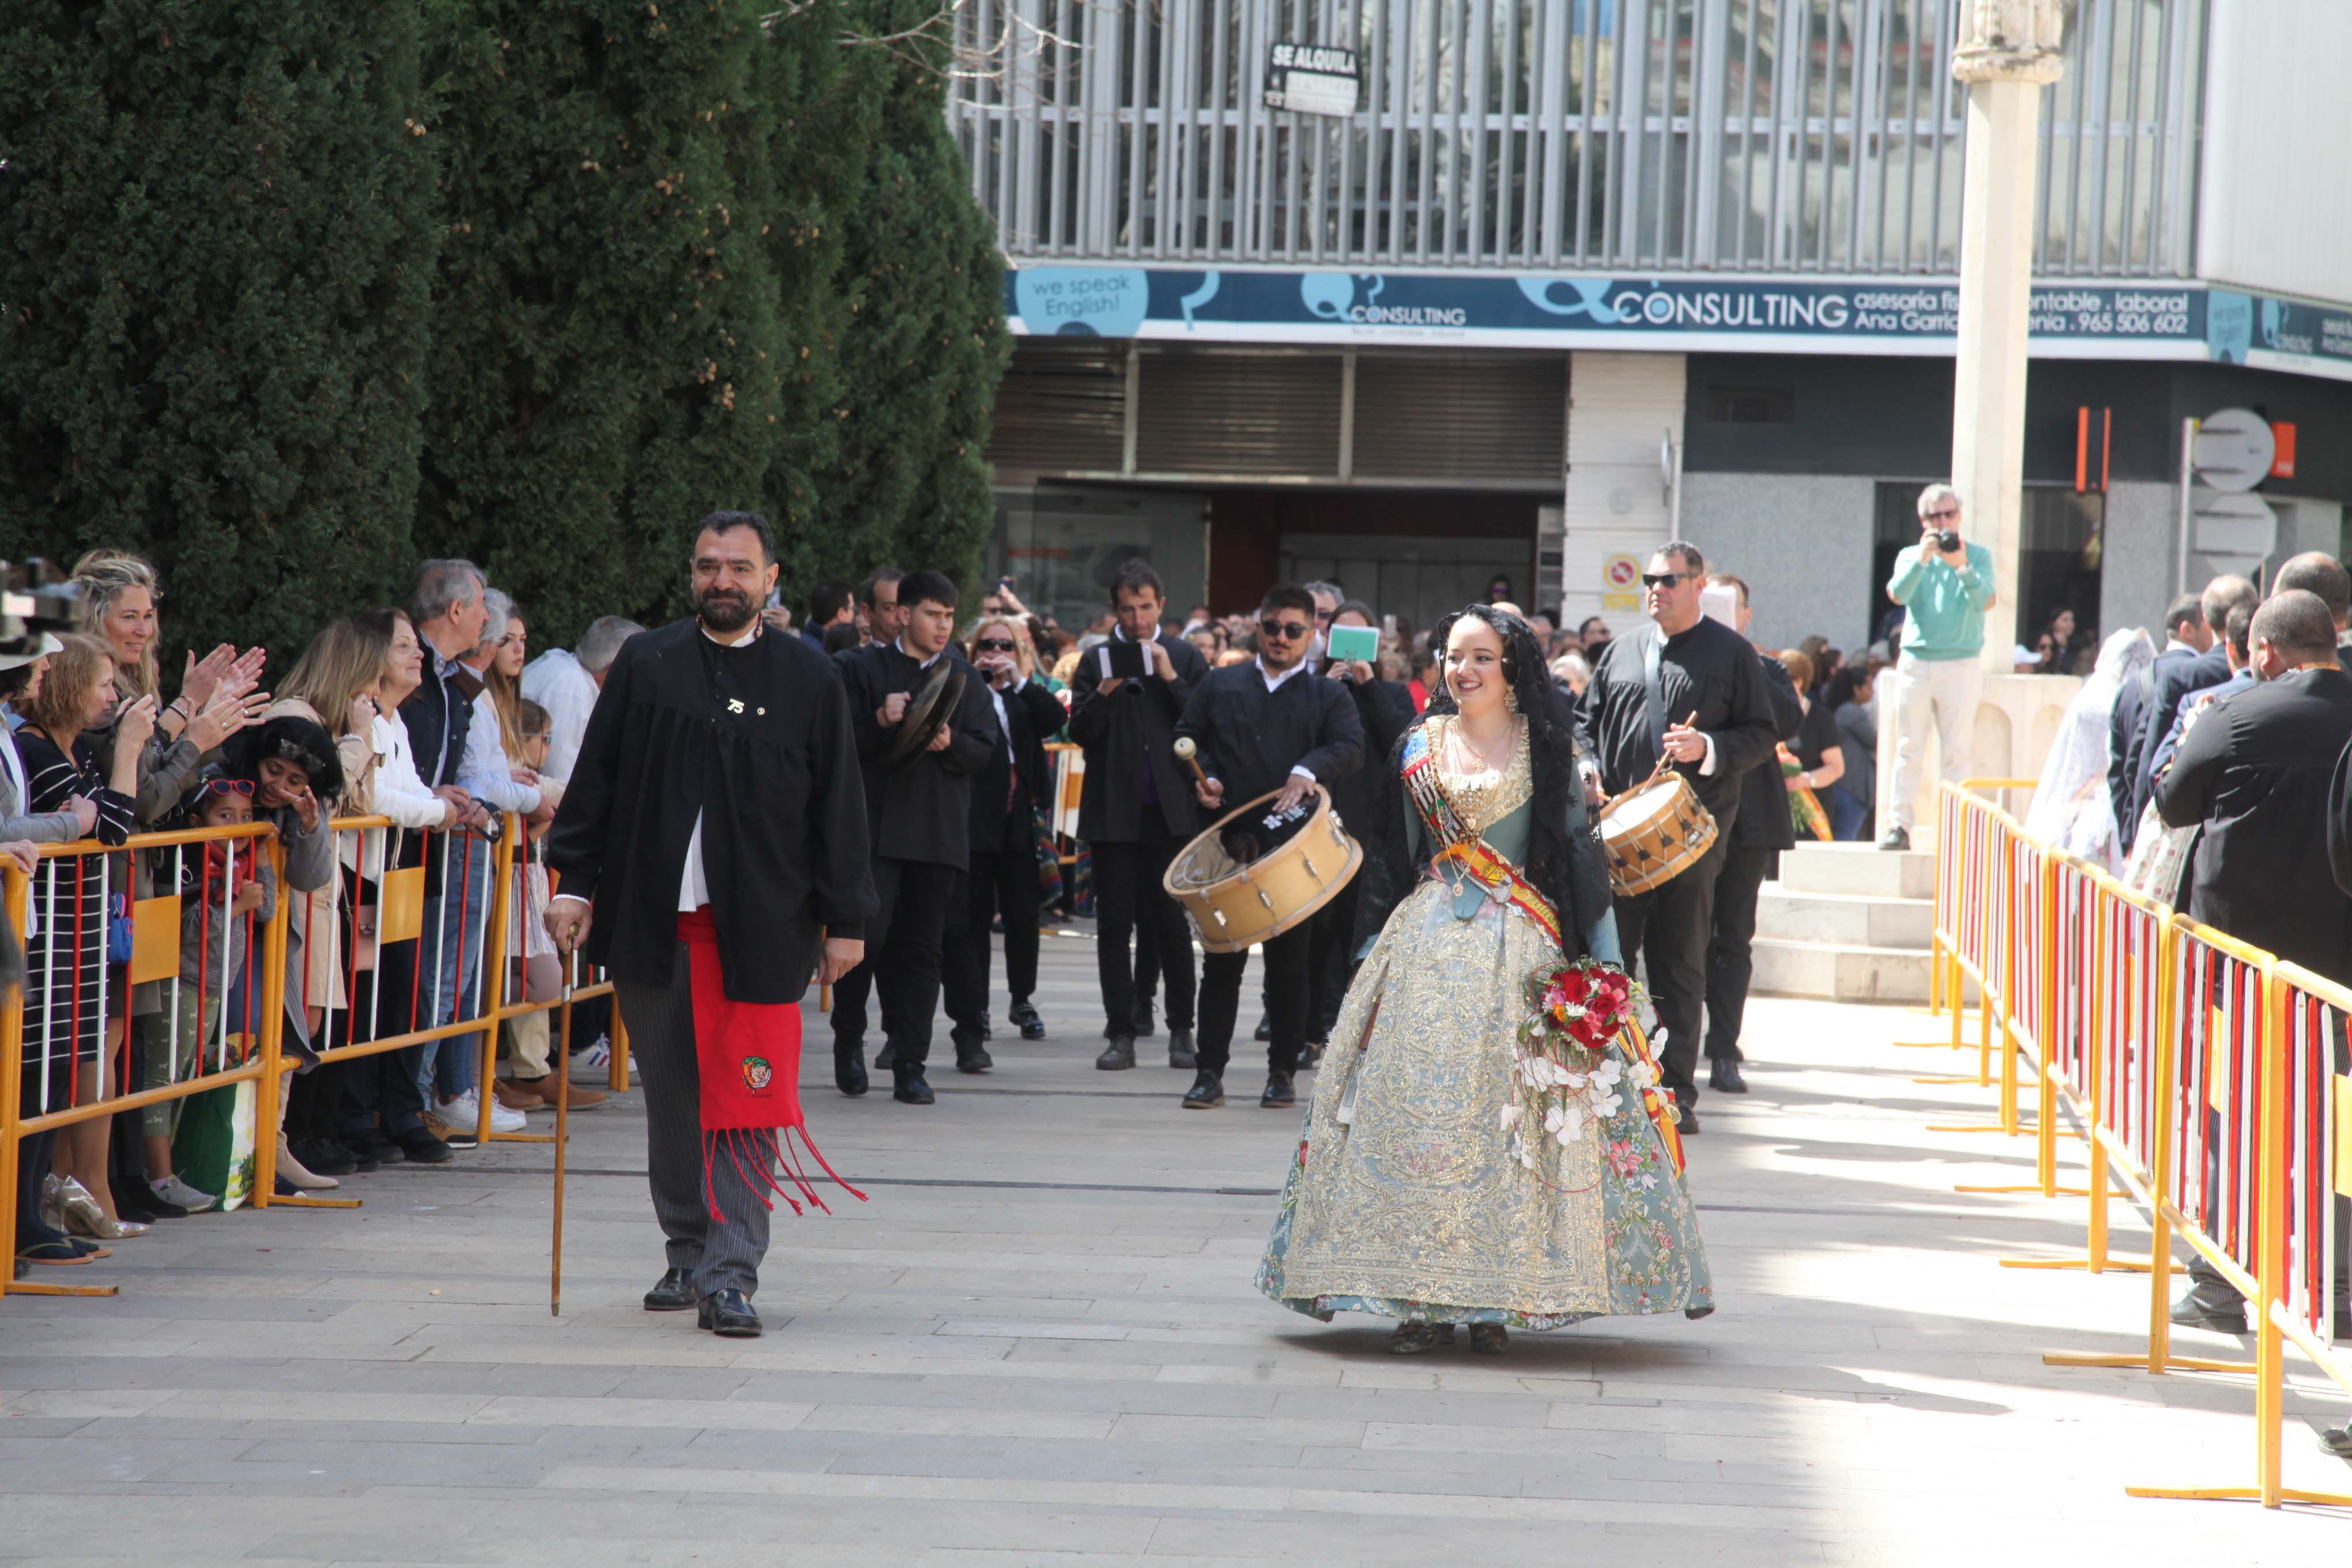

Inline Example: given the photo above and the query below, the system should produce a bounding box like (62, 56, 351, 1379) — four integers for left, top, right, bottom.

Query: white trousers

(1886, 653, 1982, 832)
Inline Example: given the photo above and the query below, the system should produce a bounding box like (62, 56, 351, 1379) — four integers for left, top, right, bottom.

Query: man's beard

(698, 587, 755, 634)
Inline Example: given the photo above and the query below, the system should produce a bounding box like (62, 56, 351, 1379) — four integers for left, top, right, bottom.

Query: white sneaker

(438, 1088, 526, 1138)
(568, 1036, 612, 1083)
(149, 1174, 220, 1213)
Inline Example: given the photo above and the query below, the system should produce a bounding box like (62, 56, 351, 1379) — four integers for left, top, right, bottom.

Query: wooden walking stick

(551, 948, 574, 1317)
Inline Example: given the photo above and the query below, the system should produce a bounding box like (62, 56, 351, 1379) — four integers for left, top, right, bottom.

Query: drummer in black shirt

(1174, 584, 1365, 1111)
(1577, 542, 1778, 1132)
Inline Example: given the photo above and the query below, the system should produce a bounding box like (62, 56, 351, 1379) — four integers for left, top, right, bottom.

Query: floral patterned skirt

(1254, 879, 1714, 1329)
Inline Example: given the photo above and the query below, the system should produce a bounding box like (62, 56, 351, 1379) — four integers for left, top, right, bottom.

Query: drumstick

(1172, 737, 1210, 788)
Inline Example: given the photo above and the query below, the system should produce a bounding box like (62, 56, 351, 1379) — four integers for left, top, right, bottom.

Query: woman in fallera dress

(1256, 605, 1714, 1353)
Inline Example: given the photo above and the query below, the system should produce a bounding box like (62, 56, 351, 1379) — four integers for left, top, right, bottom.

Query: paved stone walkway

(6, 932, 2351, 1565)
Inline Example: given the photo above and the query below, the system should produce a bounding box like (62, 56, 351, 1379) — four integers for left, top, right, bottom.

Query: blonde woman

(265, 616, 398, 1183)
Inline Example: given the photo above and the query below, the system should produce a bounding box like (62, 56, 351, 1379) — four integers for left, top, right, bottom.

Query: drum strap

(1640, 628, 1670, 768)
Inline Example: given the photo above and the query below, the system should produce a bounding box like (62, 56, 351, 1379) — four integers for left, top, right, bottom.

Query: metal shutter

(986, 342, 1127, 473)
(1136, 349, 1344, 477)
(1351, 353, 1566, 484)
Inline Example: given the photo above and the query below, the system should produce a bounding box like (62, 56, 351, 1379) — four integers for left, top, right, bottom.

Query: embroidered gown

(1255, 718, 1714, 1328)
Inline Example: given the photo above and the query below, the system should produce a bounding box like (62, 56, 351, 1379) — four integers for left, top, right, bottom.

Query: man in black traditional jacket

(1577, 542, 1778, 1132)
(2127, 574, 2257, 830)
(1174, 583, 1365, 1112)
(1698, 573, 1802, 1098)
(1066, 561, 1207, 1072)
(831, 568, 1000, 1104)
(2158, 589, 2352, 1343)
(545, 512, 875, 1339)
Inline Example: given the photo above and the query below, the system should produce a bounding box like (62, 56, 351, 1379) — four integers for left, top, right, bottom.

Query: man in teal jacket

(1880, 483, 1996, 850)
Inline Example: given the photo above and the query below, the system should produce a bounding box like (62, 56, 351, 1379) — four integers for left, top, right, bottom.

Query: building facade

(958, 0, 2352, 653)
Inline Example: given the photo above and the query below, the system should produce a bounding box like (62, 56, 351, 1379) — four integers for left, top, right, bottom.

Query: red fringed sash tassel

(676, 907, 865, 1225)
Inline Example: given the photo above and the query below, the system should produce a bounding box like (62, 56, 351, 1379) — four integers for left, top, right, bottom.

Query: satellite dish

(2192, 408, 2275, 493)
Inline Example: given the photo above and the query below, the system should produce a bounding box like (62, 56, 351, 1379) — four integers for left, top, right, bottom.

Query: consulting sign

(1004, 265, 2352, 381)
(1264, 43, 1360, 117)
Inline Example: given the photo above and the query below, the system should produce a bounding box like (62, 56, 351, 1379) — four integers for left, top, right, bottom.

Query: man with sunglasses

(1067, 561, 1208, 1072)
(1173, 584, 1365, 1111)
(1879, 483, 1997, 851)
(1578, 541, 1778, 1133)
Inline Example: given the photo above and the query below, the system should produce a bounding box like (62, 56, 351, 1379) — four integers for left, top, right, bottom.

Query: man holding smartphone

(1879, 483, 1997, 851)
(1067, 563, 1207, 1072)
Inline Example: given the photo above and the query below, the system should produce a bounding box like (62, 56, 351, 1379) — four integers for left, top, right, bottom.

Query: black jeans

(831, 857, 958, 1072)
(1613, 839, 1725, 1111)
(1091, 809, 1195, 1038)
(331, 936, 426, 1140)
(1306, 881, 1361, 1044)
(1702, 845, 1777, 1065)
(943, 813, 1043, 1047)
(1196, 924, 1313, 1080)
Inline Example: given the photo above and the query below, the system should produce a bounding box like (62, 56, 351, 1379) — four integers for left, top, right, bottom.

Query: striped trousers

(616, 943, 770, 1299)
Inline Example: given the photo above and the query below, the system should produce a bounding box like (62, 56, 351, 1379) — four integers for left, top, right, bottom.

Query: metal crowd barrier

(1920, 779, 2352, 1510)
(2, 812, 622, 1301)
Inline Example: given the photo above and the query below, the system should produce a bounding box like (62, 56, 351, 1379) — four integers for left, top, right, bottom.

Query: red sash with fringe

(676, 907, 864, 1223)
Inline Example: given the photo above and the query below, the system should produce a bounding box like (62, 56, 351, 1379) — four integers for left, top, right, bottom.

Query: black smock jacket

(968, 675, 1067, 857)
(1728, 655, 1804, 853)
(1175, 660, 1366, 809)
(835, 641, 1000, 869)
(1065, 631, 1207, 843)
(2133, 642, 2232, 823)
(1577, 617, 1780, 838)
(1325, 670, 1415, 842)
(2157, 666, 2352, 983)
(545, 620, 875, 1005)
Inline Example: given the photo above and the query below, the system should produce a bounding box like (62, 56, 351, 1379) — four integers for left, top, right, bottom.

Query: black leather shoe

(394, 1131, 453, 1165)
(1132, 1002, 1156, 1038)
(1708, 1058, 1749, 1094)
(1676, 1106, 1701, 1135)
(956, 1045, 993, 1074)
(298, 1139, 357, 1176)
(893, 1072, 934, 1106)
(1181, 1070, 1224, 1109)
(1253, 1017, 1273, 1042)
(1296, 1041, 1325, 1071)
(1260, 1072, 1296, 1108)
(2318, 1424, 2352, 1460)
(644, 1267, 695, 1311)
(697, 1288, 762, 1337)
(1009, 1000, 1042, 1036)
(834, 1041, 868, 1097)
(1095, 1035, 1137, 1071)
(1878, 826, 1911, 851)
(1167, 1028, 1197, 1069)
(874, 1042, 897, 1071)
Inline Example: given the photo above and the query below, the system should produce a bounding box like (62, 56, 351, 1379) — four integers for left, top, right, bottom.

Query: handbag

(108, 892, 134, 965)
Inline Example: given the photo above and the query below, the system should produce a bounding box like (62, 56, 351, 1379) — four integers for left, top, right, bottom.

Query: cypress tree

(0, 2, 437, 661)
(828, 0, 1010, 591)
(419, 0, 789, 648)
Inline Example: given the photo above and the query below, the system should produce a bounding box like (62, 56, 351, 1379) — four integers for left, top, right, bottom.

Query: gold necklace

(1447, 716, 1515, 775)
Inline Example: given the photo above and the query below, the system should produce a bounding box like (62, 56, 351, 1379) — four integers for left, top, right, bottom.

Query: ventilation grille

(1136, 350, 1343, 477)
(1352, 353, 1565, 484)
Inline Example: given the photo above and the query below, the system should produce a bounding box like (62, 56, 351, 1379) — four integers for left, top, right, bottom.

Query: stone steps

(1748, 842, 1954, 1005)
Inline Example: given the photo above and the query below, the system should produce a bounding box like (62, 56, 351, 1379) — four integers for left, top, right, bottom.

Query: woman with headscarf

(1256, 605, 1713, 1354)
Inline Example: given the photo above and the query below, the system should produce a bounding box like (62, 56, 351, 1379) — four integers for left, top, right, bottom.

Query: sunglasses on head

(973, 637, 1017, 653)
(1259, 618, 1310, 640)
(1639, 571, 1692, 589)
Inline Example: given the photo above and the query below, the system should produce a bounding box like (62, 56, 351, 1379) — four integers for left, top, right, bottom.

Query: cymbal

(885, 660, 967, 768)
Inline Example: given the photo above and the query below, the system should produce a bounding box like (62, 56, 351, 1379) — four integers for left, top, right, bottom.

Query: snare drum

(1163, 785, 1362, 953)
(1597, 768, 1718, 896)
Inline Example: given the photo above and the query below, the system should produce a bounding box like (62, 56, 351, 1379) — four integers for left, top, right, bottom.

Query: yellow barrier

(1921, 781, 2352, 1509)
(2, 812, 621, 1298)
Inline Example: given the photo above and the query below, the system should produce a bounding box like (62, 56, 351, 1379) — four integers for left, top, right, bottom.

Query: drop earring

(1503, 684, 1519, 714)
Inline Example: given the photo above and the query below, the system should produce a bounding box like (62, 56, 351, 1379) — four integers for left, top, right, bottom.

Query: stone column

(1950, 1, 2065, 674)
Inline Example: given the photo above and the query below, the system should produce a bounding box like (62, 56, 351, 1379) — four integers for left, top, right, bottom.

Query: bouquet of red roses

(1502, 958, 1653, 1180)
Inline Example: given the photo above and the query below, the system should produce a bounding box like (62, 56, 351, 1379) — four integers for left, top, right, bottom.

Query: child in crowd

(145, 777, 278, 1213)
(500, 700, 595, 1106)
